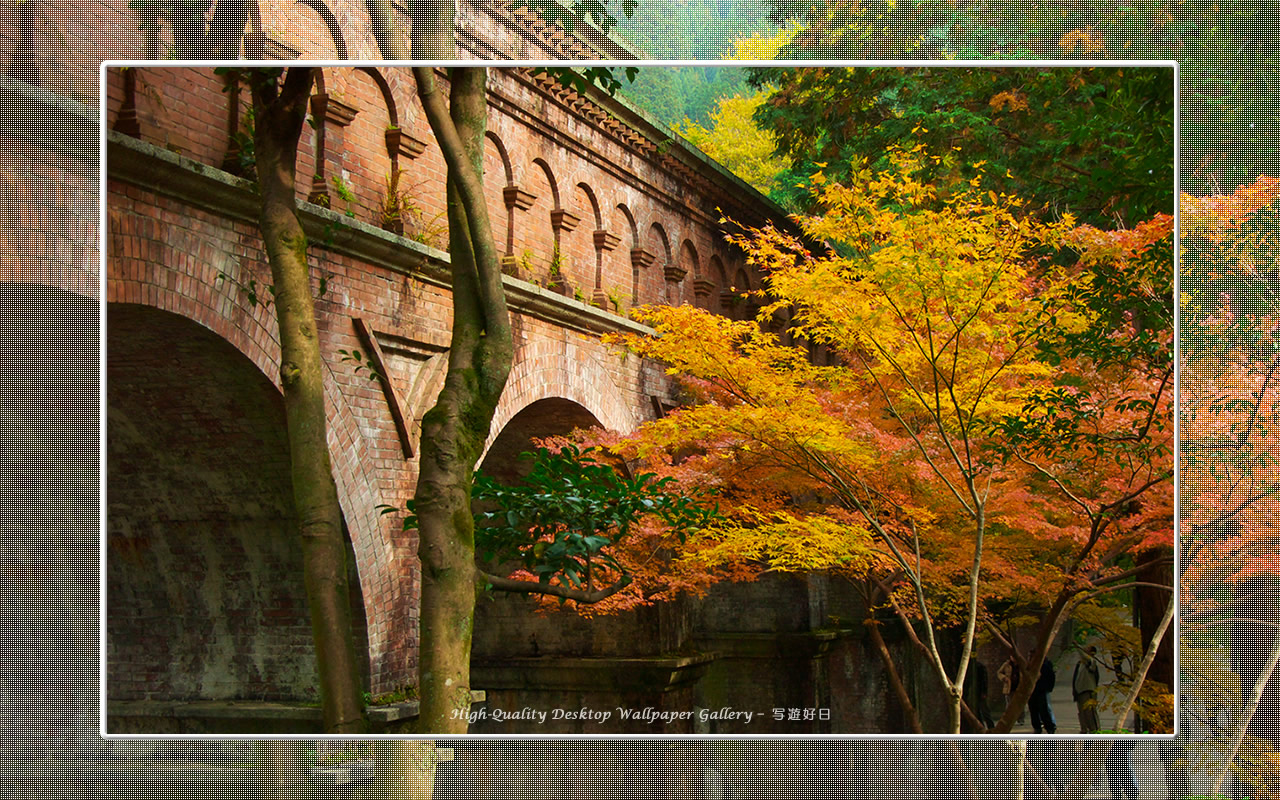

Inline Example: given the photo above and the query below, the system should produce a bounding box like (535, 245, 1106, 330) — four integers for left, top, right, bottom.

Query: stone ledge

(311, 759, 374, 786)
(106, 131, 655, 340)
(696, 630, 851, 660)
(471, 653, 717, 693)
(363, 689, 484, 723)
(0, 75, 96, 158)
(364, 700, 419, 723)
(108, 699, 323, 722)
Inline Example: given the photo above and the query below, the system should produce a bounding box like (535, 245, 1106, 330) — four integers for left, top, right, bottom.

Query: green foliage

(534, 65, 640, 98)
(990, 217, 1174, 466)
(676, 91, 788, 200)
(336, 348, 383, 382)
(215, 267, 273, 308)
(748, 66, 1174, 227)
(621, 67, 754, 129)
(615, 0, 774, 60)
(472, 446, 717, 593)
(330, 174, 357, 218)
(377, 499, 418, 531)
(520, 0, 637, 34)
(762, 1, 1277, 195)
(362, 684, 418, 706)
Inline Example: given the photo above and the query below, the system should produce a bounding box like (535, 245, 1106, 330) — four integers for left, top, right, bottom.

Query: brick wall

(104, 60, 786, 700)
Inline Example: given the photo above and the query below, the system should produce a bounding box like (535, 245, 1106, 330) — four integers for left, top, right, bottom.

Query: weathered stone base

(469, 653, 716, 733)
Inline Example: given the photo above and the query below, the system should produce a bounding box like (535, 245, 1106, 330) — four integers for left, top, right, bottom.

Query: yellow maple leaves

(1059, 26, 1105, 55)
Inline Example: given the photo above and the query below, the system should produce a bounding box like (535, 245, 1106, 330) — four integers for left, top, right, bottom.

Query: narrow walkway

(1000, 679, 1198, 800)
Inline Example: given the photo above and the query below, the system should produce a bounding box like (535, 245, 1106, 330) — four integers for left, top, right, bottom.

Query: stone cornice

(489, 74, 759, 239)
(0, 76, 96, 159)
(496, 68, 795, 238)
(462, 0, 641, 61)
(106, 131, 655, 340)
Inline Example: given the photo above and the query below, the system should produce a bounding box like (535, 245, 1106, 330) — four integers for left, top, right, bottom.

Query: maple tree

(602, 147, 1173, 734)
(1179, 176, 1280, 796)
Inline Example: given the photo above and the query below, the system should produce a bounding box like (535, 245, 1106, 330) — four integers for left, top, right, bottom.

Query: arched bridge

(103, 63, 791, 728)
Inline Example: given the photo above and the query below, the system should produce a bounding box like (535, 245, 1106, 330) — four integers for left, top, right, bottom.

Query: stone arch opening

(105, 303, 370, 726)
(477, 397, 602, 485)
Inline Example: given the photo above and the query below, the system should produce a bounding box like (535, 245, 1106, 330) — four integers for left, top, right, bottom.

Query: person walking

(1072, 645, 1102, 733)
(1029, 656, 1057, 734)
(998, 655, 1024, 723)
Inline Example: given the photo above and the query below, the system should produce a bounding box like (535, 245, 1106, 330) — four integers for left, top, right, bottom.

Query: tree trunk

(1009, 740, 1027, 800)
(1213, 619, 1280, 795)
(866, 615, 924, 733)
(1135, 545, 1175, 732)
(1058, 593, 1176, 800)
(410, 66, 512, 735)
(368, 741, 439, 798)
(258, 741, 311, 800)
(252, 67, 366, 735)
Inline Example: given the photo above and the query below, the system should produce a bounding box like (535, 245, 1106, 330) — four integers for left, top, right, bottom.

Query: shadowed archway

(105, 303, 369, 730)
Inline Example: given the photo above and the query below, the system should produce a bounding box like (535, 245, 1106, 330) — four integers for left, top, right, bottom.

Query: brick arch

(478, 398, 604, 484)
(485, 130, 514, 184)
(680, 238, 700, 277)
(293, 0, 348, 59)
(612, 202, 638, 247)
(644, 221, 672, 305)
(710, 253, 727, 283)
(486, 341, 639, 458)
(531, 157, 561, 209)
(647, 221, 672, 265)
(107, 302, 351, 704)
(484, 131, 514, 258)
(356, 66, 399, 127)
(574, 181, 602, 229)
(332, 68, 395, 226)
(104, 256, 398, 691)
(517, 156, 558, 272)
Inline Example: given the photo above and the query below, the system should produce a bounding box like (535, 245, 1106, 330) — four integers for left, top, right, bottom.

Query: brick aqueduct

(104, 7, 910, 737)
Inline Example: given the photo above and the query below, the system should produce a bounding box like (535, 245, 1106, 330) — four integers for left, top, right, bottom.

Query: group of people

(987, 645, 1103, 735)
(986, 645, 1144, 800)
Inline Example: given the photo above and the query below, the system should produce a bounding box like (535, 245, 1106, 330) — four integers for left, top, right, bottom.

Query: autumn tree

(605, 147, 1173, 734)
(672, 30, 796, 202)
(1180, 177, 1280, 797)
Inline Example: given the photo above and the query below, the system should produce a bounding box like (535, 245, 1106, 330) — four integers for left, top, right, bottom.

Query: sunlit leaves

(607, 150, 1173, 658)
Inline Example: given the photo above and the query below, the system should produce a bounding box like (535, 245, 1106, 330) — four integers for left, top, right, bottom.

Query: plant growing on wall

(379, 167, 418, 235)
(546, 243, 571, 295)
(330, 174, 357, 218)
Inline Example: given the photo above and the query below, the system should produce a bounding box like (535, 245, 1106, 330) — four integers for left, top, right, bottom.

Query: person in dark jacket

(1029, 657, 1057, 734)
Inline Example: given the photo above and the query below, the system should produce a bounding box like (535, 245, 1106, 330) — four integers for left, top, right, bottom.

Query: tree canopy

(747, 66, 1174, 227)
(599, 146, 1173, 732)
